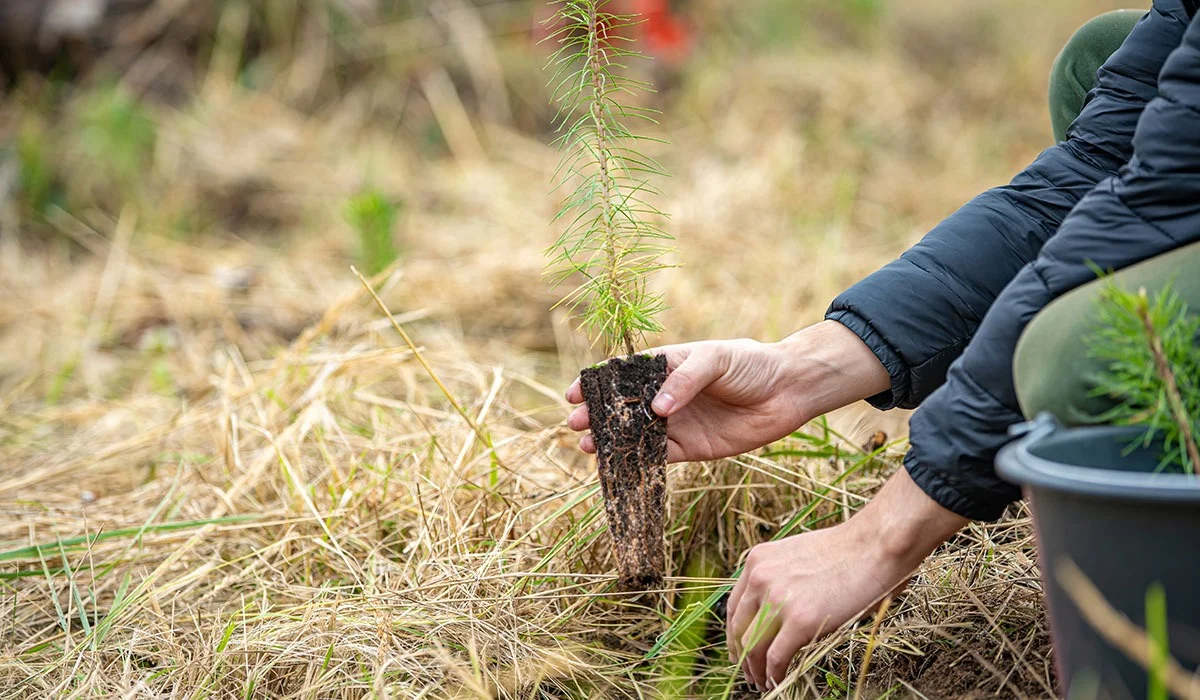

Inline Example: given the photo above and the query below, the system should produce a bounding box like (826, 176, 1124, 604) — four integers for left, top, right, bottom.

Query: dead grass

(0, 0, 1128, 697)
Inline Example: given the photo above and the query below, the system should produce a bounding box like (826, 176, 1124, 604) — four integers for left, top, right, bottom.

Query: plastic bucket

(996, 414, 1200, 699)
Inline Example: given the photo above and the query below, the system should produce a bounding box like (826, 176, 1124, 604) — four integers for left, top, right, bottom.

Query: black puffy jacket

(826, 0, 1200, 520)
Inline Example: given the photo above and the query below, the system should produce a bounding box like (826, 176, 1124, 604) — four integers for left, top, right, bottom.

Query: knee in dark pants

(1014, 241, 1200, 423)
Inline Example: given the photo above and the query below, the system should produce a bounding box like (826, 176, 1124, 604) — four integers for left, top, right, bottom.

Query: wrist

(854, 468, 970, 569)
(773, 320, 891, 422)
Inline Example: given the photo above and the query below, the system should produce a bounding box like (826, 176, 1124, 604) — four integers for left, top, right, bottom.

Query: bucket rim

(996, 423, 1200, 502)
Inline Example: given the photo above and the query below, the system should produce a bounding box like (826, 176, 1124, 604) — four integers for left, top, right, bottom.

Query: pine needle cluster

(1087, 282, 1200, 473)
(543, 0, 673, 357)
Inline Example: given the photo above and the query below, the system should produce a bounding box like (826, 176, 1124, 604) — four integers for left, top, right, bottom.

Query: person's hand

(565, 320, 890, 462)
(567, 337, 804, 462)
(726, 469, 969, 691)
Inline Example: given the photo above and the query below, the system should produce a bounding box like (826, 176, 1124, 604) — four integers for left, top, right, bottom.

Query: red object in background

(632, 0, 692, 64)
(533, 0, 693, 66)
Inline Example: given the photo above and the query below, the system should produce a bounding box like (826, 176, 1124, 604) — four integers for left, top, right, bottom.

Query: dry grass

(0, 0, 1125, 697)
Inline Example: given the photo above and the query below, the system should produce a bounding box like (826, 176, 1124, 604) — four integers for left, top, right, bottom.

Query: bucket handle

(1008, 412, 1063, 442)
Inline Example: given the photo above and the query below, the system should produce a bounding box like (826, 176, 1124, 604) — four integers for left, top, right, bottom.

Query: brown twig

(1057, 560, 1200, 700)
(1135, 288, 1200, 471)
(851, 596, 892, 700)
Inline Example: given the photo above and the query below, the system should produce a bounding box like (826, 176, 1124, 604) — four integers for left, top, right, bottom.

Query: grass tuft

(345, 189, 402, 276)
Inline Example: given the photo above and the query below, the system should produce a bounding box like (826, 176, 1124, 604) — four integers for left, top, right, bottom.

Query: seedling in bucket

(997, 282, 1200, 697)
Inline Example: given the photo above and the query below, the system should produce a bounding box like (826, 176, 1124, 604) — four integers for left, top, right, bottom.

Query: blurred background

(0, 0, 1130, 412)
(0, 2, 1142, 697)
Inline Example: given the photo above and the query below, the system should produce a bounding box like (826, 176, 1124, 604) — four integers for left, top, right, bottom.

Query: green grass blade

(1146, 582, 1169, 700)
(0, 515, 257, 564)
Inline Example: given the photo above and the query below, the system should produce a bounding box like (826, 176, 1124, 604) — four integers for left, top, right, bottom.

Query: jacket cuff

(902, 369, 1026, 521)
(825, 308, 910, 410)
(904, 451, 1014, 522)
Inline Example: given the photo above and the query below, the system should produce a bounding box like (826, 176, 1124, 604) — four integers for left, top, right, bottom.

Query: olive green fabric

(1016, 9, 1200, 422)
(1048, 9, 1144, 143)
(1014, 242, 1200, 422)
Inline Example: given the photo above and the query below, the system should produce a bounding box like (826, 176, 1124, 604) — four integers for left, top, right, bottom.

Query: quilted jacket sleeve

(826, 2, 1191, 411)
(909, 7, 1200, 521)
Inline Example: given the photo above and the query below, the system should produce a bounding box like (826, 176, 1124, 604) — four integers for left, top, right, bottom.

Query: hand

(565, 320, 891, 463)
(567, 337, 803, 462)
(726, 469, 969, 691)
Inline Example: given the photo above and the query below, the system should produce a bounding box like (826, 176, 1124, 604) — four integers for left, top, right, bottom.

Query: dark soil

(580, 353, 669, 591)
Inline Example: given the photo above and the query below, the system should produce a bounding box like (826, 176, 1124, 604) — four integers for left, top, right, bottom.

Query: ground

(0, 1, 1123, 697)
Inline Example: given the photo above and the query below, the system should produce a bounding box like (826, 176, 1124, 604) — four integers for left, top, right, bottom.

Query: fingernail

(652, 392, 675, 416)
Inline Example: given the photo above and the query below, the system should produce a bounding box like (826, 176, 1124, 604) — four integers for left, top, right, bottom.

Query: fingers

(565, 342, 695, 409)
(565, 342, 704, 458)
(727, 585, 760, 670)
(743, 644, 767, 691)
(666, 438, 686, 464)
(764, 623, 809, 690)
(725, 572, 750, 660)
(567, 404, 594, 452)
(653, 347, 726, 417)
(566, 378, 582, 404)
(641, 343, 691, 370)
(569, 390, 685, 459)
(565, 345, 689, 405)
(742, 659, 760, 694)
(739, 603, 783, 692)
(729, 544, 785, 692)
(567, 405, 589, 431)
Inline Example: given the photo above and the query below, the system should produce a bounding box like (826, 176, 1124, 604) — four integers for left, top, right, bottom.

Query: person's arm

(563, 327, 967, 695)
(829, 2, 1188, 411)
(908, 6, 1200, 521)
(727, 6, 1199, 689)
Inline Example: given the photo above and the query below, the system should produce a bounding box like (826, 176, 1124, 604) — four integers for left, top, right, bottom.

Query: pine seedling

(1086, 282, 1200, 473)
(345, 189, 401, 276)
(542, 0, 675, 591)
(543, 0, 673, 356)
